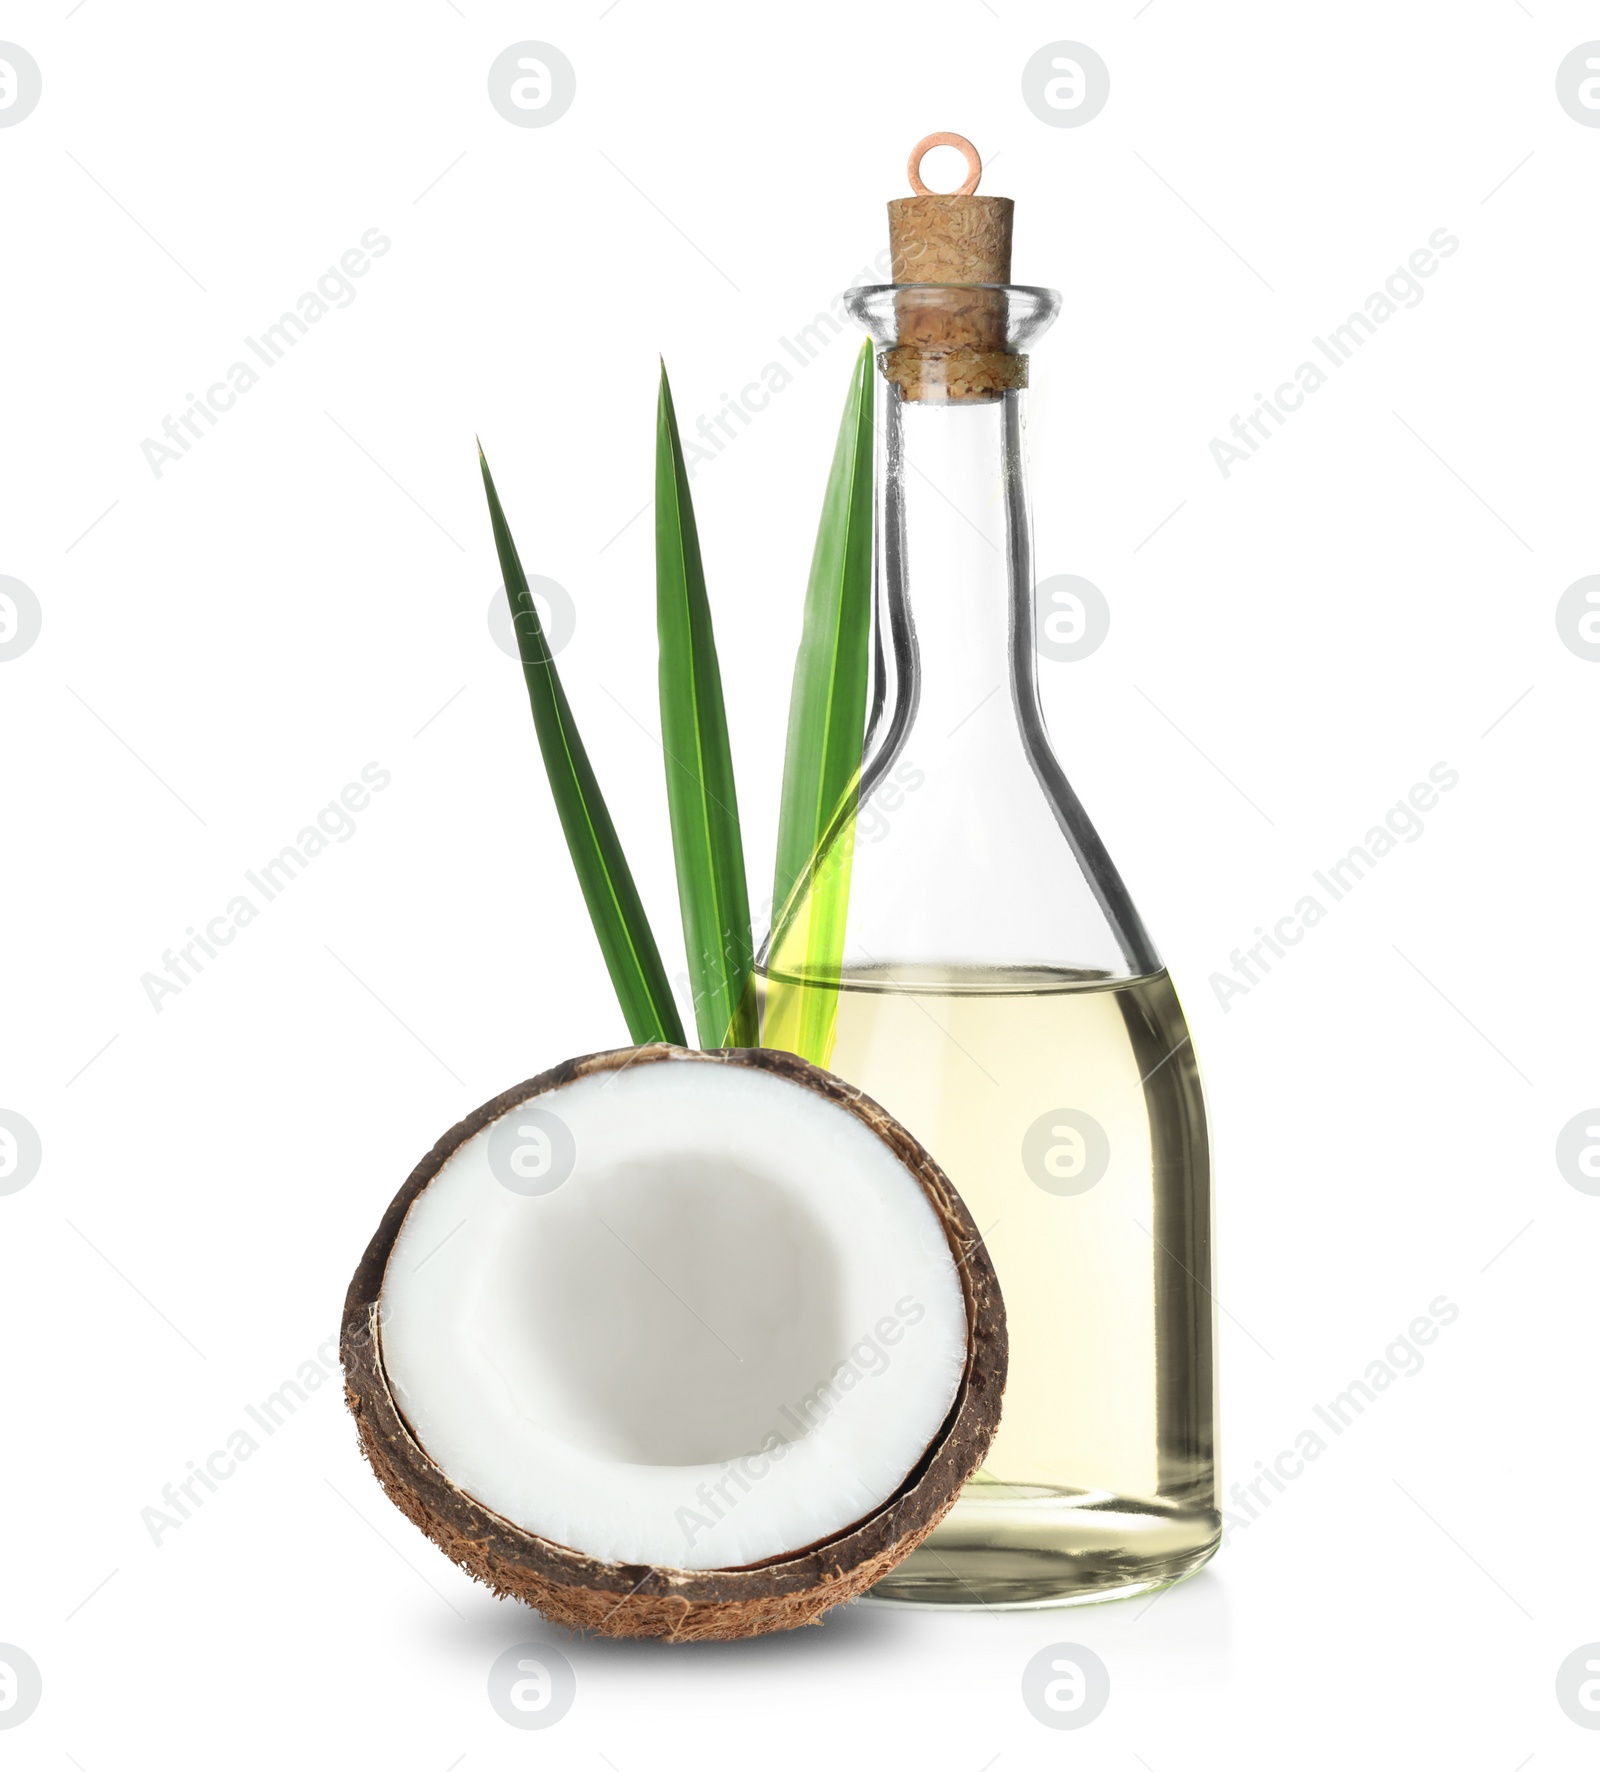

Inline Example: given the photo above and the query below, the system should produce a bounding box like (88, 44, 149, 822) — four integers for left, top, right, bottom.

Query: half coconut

(342, 1042, 1005, 1640)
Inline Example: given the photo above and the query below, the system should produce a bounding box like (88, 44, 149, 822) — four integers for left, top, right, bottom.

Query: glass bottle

(762, 280, 1218, 1608)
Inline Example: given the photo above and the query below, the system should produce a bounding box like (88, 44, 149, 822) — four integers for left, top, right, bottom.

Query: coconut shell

(341, 1042, 1006, 1641)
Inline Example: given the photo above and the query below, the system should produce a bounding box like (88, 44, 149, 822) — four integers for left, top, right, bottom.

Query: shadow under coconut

(426, 1586, 914, 1665)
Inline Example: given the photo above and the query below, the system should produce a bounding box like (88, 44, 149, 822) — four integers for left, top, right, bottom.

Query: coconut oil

(807, 963, 1217, 1606)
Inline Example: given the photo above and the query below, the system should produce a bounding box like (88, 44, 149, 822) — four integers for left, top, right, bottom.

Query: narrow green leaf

(764, 340, 876, 1067)
(655, 363, 757, 1049)
(478, 443, 686, 1047)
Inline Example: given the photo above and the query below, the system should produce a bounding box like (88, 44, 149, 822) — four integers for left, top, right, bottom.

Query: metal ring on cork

(906, 132, 983, 198)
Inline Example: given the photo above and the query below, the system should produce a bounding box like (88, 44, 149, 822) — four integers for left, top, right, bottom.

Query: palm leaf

(478, 443, 685, 1047)
(655, 363, 757, 1048)
(763, 340, 876, 1066)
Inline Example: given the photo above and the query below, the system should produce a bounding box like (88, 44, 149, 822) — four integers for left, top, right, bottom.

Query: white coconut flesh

(378, 1059, 969, 1573)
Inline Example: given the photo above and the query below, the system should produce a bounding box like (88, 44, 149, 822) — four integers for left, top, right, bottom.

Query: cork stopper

(888, 133, 1014, 284)
(883, 134, 1022, 404)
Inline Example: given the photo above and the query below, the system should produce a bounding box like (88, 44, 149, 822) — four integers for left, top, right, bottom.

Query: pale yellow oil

(769, 965, 1219, 1608)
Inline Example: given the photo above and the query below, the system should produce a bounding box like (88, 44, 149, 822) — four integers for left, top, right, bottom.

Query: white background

(2, 1, 1596, 1764)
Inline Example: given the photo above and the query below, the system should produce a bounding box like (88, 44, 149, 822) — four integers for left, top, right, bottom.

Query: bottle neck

(873, 391, 1017, 757)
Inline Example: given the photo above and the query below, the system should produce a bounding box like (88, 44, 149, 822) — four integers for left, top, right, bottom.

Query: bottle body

(762, 285, 1217, 1606)
(822, 965, 1216, 1606)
